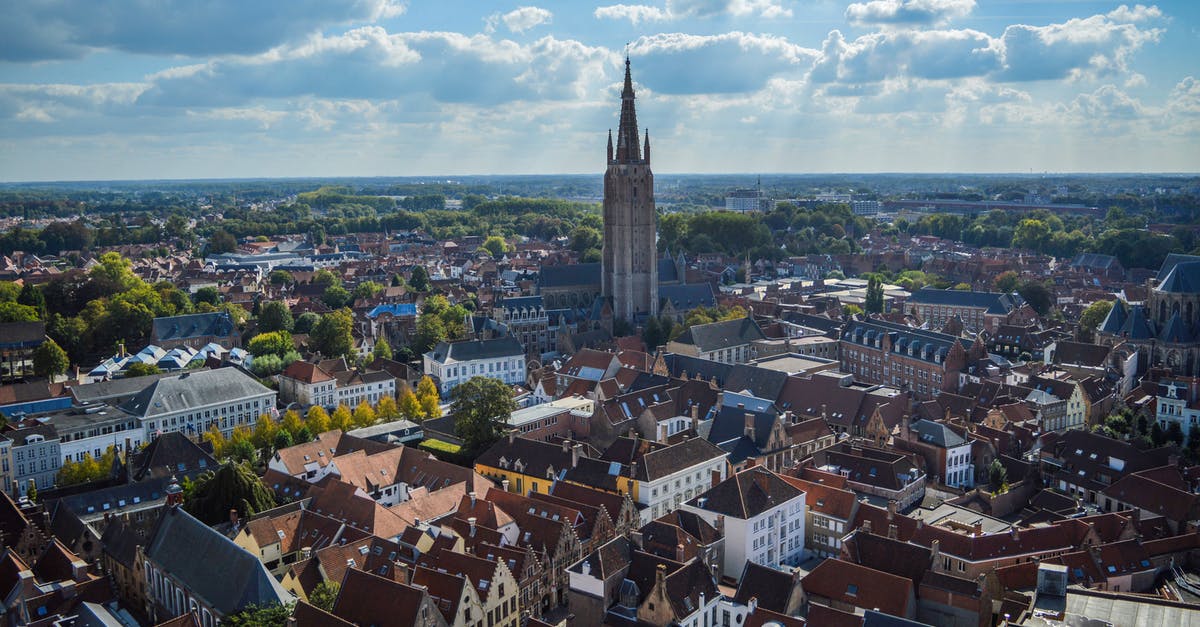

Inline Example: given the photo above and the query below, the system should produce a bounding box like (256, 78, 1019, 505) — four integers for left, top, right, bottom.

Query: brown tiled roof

(411, 565, 468, 623)
(281, 360, 334, 384)
(272, 430, 390, 476)
(331, 568, 432, 626)
(781, 476, 856, 520)
(801, 559, 913, 618)
(733, 561, 795, 614)
(292, 600, 356, 627)
(840, 529, 931, 587)
(687, 466, 804, 520)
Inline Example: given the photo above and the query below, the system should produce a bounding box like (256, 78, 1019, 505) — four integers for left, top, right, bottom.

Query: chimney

(572, 444, 582, 468)
(1010, 526, 1020, 541)
(691, 404, 700, 431)
(229, 508, 239, 528)
(631, 530, 644, 548)
(888, 523, 898, 540)
(629, 461, 638, 480)
(931, 539, 940, 567)
(712, 469, 722, 488)
(747, 596, 758, 615)
(715, 515, 725, 535)
(468, 517, 477, 537)
(502, 479, 510, 493)
(414, 517, 421, 527)
(300, 547, 312, 560)
(862, 519, 873, 534)
(887, 500, 897, 521)
(675, 543, 686, 562)
(821, 404, 828, 420)
(744, 413, 756, 440)
(507, 430, 515, 444)
(562, 439, 570, 453)
(655, 563, 667, 588)
(469, 491, 476, 508)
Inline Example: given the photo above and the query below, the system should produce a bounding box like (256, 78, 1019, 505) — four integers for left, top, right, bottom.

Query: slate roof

(130, 431, 217, 481)
(906, 288, 1023, 315)
(145, 506, 290, 615)
(0, 321, 45, 349)
(734, 562, 795, 614)
(499, 295, 543, 311)
(1156, 253, 1200, 282)
(1070, 253, 1120, 271)
(658, 283, 716, 311)
(706, 404, 779, 464)
(675, 317, 767, 352)
(1159, 261, 1200, 294)
(909, 419, 967, 449)
(686, 466, 804, 519)
(427, 336, 524, 363)
(119, 368, 272, 419)
(1118, 304, 1154, 339)
(151, 312, 235, 342)
(1098, 300, 1127, 335)
(539, 262, 601, 288)
(1160, 311, 1193, 343)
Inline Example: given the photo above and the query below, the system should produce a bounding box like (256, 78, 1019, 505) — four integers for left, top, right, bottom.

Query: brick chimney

(888, 523, 898, 540)
(744, 413, 756, 440)
(572, 444, 582, 468)
(691, 404, 700, 432)
(229, 508, 239, 528)
(711, 469, 722, 488)
(675, 543, 686, 562)
(502, 479, 510, 492)
(562, 439, 571, 454)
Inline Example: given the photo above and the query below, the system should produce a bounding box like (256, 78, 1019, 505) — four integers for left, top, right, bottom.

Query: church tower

(603, 57, 658, 321)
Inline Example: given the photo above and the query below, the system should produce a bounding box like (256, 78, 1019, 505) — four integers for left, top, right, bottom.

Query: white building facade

(423, 337, 526, 396)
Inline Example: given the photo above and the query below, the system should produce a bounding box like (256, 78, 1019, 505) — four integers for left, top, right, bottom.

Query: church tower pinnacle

(602, 57, 658, 321)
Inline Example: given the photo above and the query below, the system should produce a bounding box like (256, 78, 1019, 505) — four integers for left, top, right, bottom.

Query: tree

(864, 276, 884, 314)
(452, 376, 517, 456)
(1167, 421, 1185, 446)
(193, 286, 222, 306)
(251, 414, 279, 451)
(32, 339, 68, 379)
(124, 362, 161, 378)
(26, 481, 37, 503)
(376, 395, 399, 421)
(417, 376, 441, 419)
(293, 312, 321, 335)
(1078, 300, 1114, 342)
(247, 331, 294, 358)
(306, 406, 331, 434)
(204, 423, 228, 459)
(480, 235, 508, 257)
(413, 314, 447, 355)
(207, 229, 238, 255)
(310, 309, 355, 358)
(409, 265, 430, 292)
(843, 304, 863, 317)
(398, 388, 423, 421)
(1017, 280, 1054, 316)
(18, 283, 45, 318)
(0, 301, 39, 323)
(322, 284, 351, 309)
(184, 464, 275, 525)
(987, 459, 1008, 493)
(1151, 421, 1166, 447)
(373, 337, 393, 361)
(994, 271, 1020, 294)
(280, 409, 303, 437)
(353, 281, 384, 301)
(309, 581, 340, 612)
(353, 401, 376, 428)
(273, 430, 295, 451)
(312, 269, 340, 287)
(330, 404, 353, 431)
(268, 269, 294, 286)
(257, 301, 294, 333)
(1012, 219, 1051, 252)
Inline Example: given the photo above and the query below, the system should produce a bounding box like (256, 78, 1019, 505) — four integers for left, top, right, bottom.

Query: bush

(419, 439, 468, 464)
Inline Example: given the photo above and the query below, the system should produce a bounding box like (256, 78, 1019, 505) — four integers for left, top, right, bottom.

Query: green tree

(293, 312, 321, 335)
(32, 339, 69, 379)
(280, 409, 303, 438)
(193, 286, 222, 306)
(310, 309, 355, 359)
(183, 462, 276, 525)
(268, 269, 294, 285)
(17, 283, 45, 318)
(987, 459, 1008, 493)
(251, 414, 279, 452)
(309, 581, 340, 612)
(1078, 300, 1114, 342)
(312, 269, 341, 287)
(273, 430, 295, 451)
(124, 362, 161, 378)
(480, 235, 509, 257)
(409, 265, 430, 292)
(865, 275, 884, 314)
(0, 301, 39, 323)
(1017, 280, 1054, 316)
(398, 387, 423, 421)
(1012, 219, 1051, 252)
(321, 284, 351, 309)
(353, 281, 384, 301)
(306, 406, 332, 435)
(207, 229, 238, 255)
(413, 314, 447, 355)
(373, 337, 393, 361)
(224, 602, 293, 627)
(452, 376, 518, 456)
(257, 301, 294, 333)
(247, 331, 294, 358)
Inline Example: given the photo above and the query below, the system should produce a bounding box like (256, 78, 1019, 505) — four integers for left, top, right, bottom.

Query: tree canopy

(452, 376, 517, 456)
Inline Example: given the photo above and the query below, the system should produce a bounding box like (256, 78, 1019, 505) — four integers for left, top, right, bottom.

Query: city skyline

(2, 1, 1200, 181)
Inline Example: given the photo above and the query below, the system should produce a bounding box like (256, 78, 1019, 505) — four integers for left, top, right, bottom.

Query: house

(475, 435, 596, 497)
(423, 336, 526, 396)
(813, 442, 928, 509)
(895, 418, 974, 489)
(0, 321, 46, 383)
(681, 465, 807, 580)
(801, 558, 917, 620)
(278, 359, 396, 410)
(140, 506, 291, 626)
(904, 288, 1025, 334)
(839, 319, 973, 400)
(667, 317, 767, 364)
(781, 472, 858, 558)
(6, 421, 60, 497)
(150, 312, 239, 350)
(119, 368, 276, 440)
(599, 435, 729, 524)
(326, 567, 446, 627)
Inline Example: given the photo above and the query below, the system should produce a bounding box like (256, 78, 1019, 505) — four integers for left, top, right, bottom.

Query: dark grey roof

(909, 419, 966, 448)
(1159, 311, 1192, 343)
(705, 405, 778, 464)
(427, 336, 524, 363)
(657, 256, 679, 283)
(151, 312, 235, 342)
(842, 319, 968, 366)
(55, 476, 170, 519)
(686, 466, 804, 519)
(0, 322, 45, 349)
(130, 431, 217, 481)
(1119, 304, 1154, 340)
(1156, 253, 1200, 282)
(539, 262, 601, 289)
(658, 283, 715, 311)
(1069, 253, 1119, 270)
(70, 370, 192, 405)
(145, 506, 290, 615)
(674, 317, 766, 352)
(1158, 261, 1200, 294)
(1098, 300, 1127, 335)
(781, 311, 844, 337)
(500, 295, 544, 311)
(118, 368, 273, 419)
(906, 287, 1023, 315)
(638, 438, 727, 481)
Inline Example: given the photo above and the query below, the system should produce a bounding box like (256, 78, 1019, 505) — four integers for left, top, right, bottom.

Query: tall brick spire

(614, 57, 641, 163)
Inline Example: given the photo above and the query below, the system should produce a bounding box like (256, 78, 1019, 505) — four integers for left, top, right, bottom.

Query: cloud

(629, 32, 817, 94)
(1169, 77, 1200, 115)
(1065, 84, 1143, 120)
(1107, 4, 1163, 23)
(845, 0, 975, 27)
(809, 28, 1002, 85)
(130, 28, 612, 108)
(594, 0, 791, 25)
(0, 0, 403, 62)
(500, 7, 553, 33)
(997, 11, 1163, 81)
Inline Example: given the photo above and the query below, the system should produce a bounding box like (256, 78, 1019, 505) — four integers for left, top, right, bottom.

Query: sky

(1, 0, 1198, 181)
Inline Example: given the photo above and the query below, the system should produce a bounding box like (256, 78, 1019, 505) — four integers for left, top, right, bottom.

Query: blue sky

(1, 0, 1198, 181)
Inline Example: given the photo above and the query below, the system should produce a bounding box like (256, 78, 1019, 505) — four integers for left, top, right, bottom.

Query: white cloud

(1065, 84, 1143, 120)
(501, 7, 553, 33)
(1107, 4, 1163, 23)
(594, 0, 790, 24)
(998, 12, 1163, 81)
(1169, 77, 1200, 115)
(0, 0, 404, 61)
(629, 32, 817, 94)
(845, 0, 974, 27)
